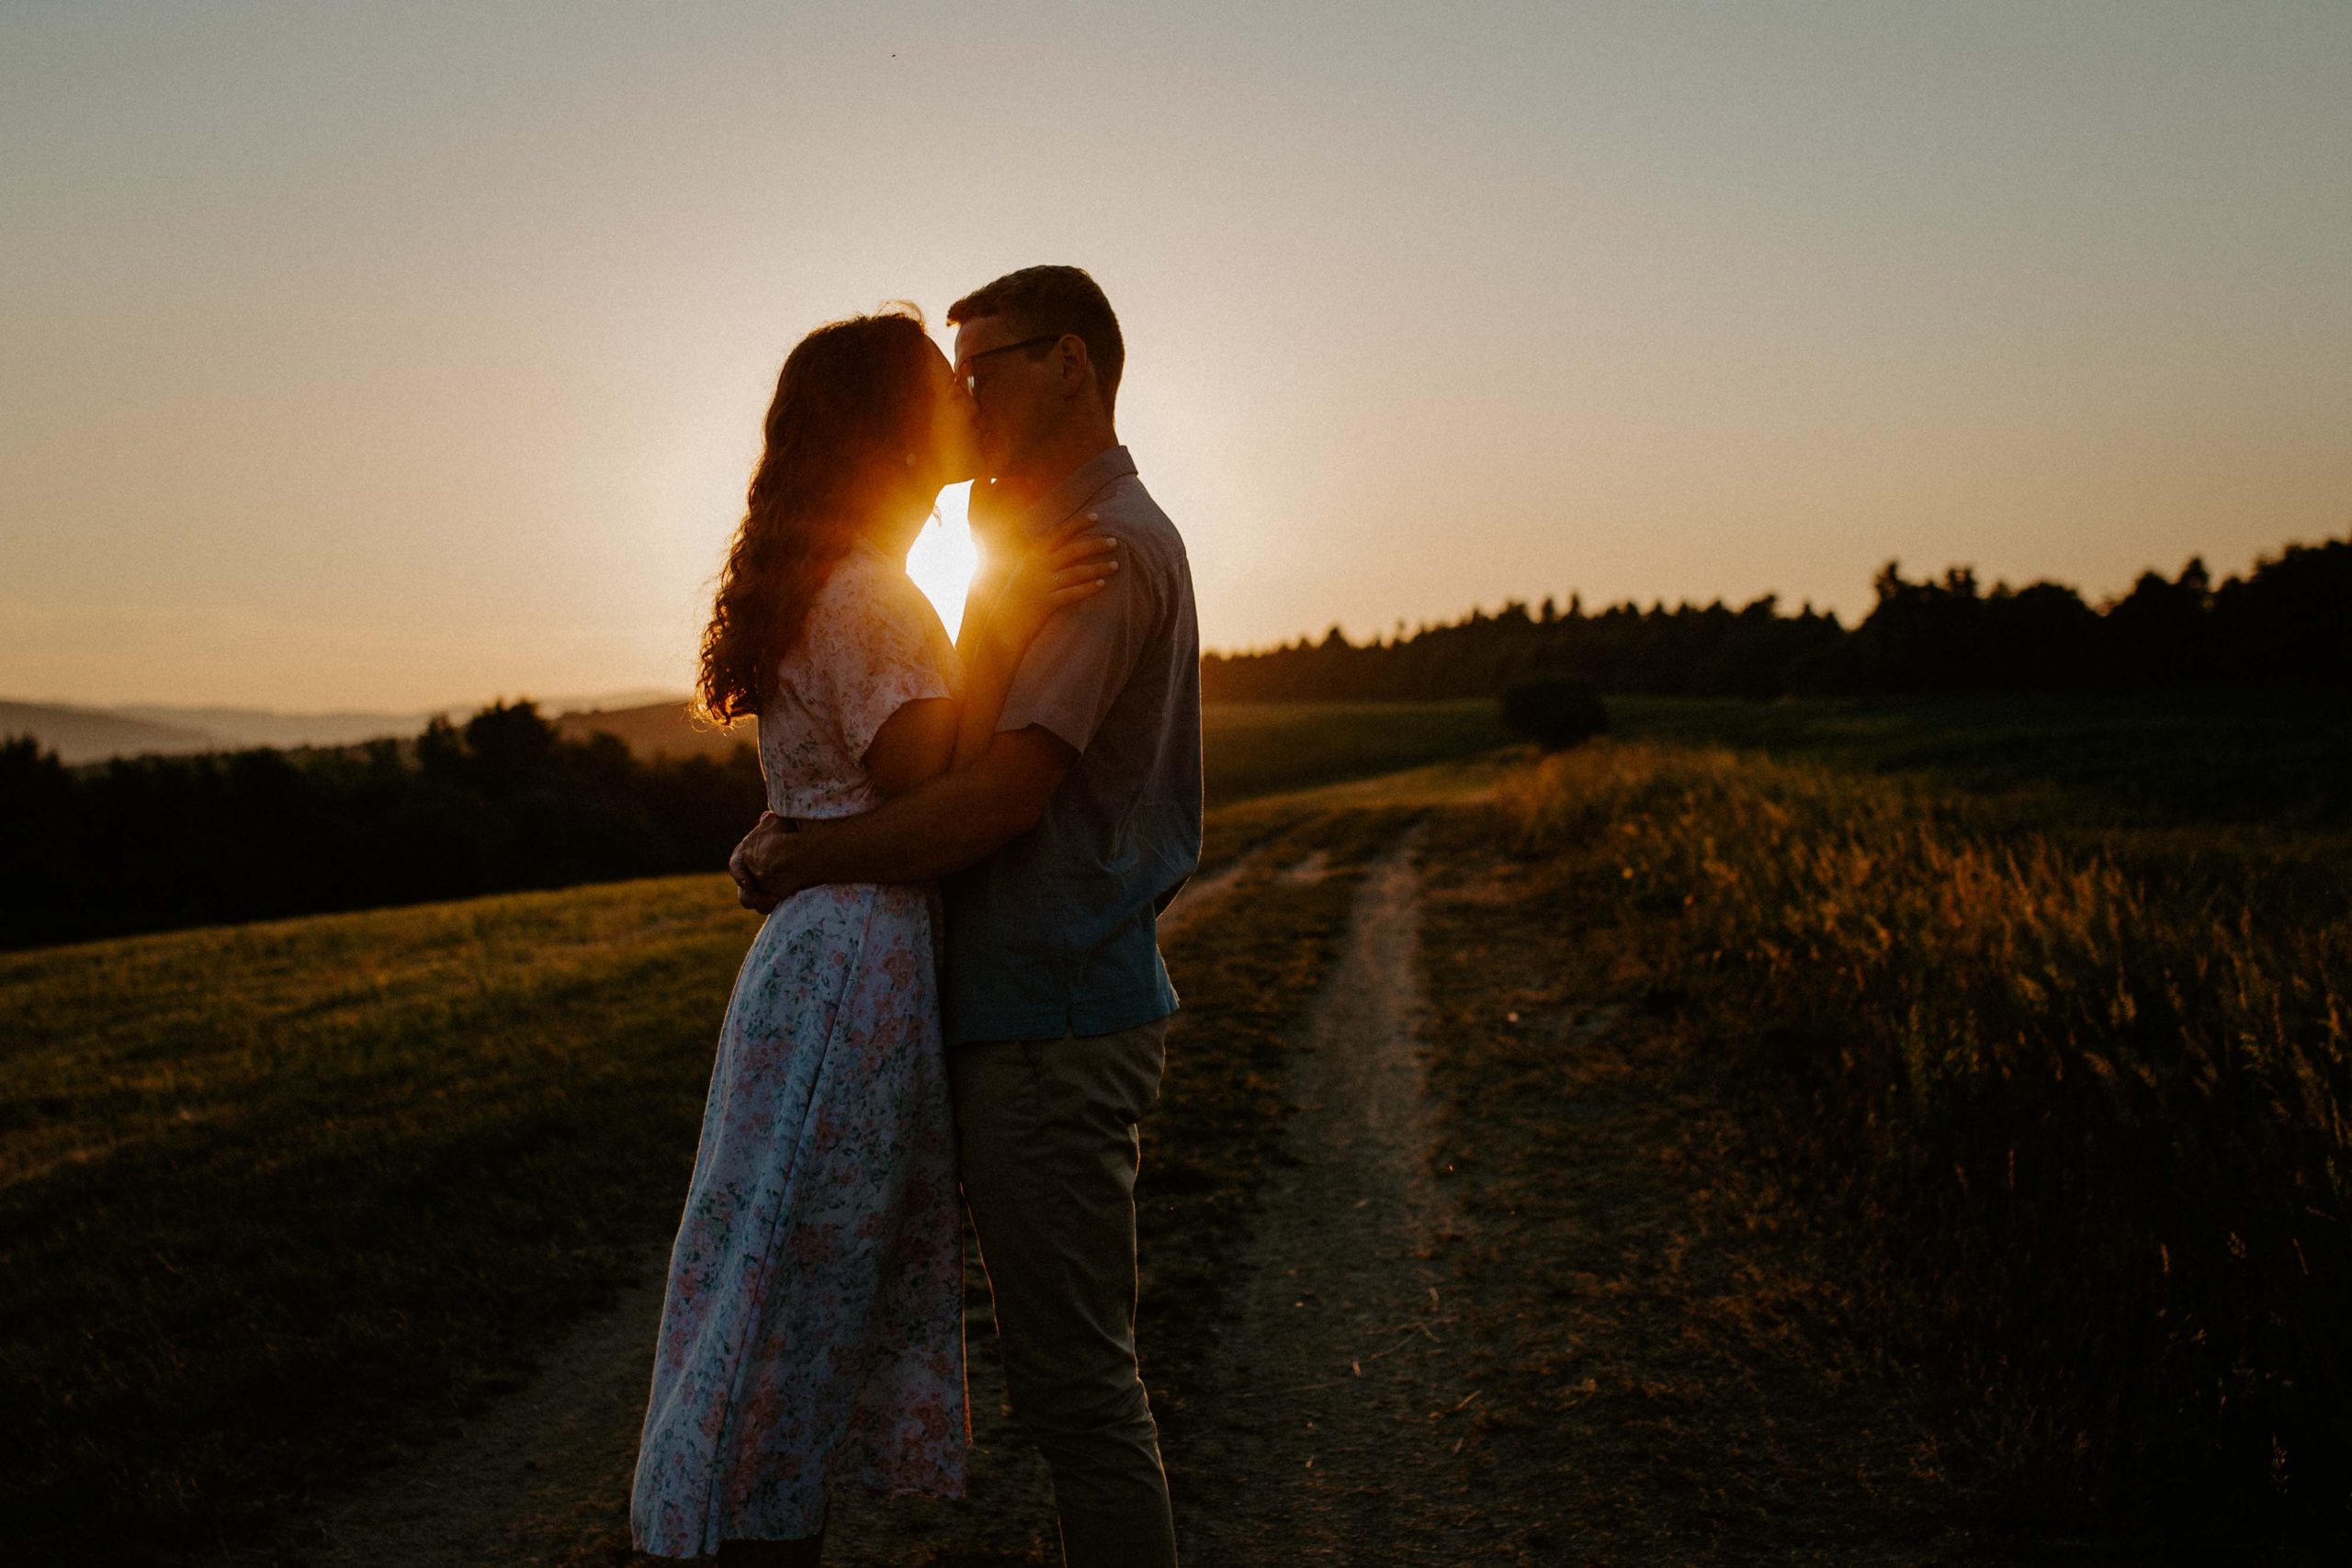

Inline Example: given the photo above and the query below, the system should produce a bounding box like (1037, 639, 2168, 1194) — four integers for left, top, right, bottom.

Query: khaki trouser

(951, 1016, 1180, 1568)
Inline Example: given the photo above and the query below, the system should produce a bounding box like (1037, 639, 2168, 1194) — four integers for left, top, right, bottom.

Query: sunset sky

(5, 2, 2347, 711)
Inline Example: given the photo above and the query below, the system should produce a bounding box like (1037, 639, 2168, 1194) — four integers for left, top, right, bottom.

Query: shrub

(1499, 676, 1608, 751)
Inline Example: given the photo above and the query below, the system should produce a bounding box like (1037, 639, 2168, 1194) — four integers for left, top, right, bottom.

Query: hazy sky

(5, 1, 2347, 710)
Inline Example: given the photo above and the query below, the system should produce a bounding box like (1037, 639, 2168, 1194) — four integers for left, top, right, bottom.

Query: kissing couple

(628, 265, 1199, 1568)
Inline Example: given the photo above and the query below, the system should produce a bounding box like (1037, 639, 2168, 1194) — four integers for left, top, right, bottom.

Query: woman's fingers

(1047, 558, 1118, 591)
(998, 509, 1118, 622)
(1044, 509, 1102, 548)
(1046, 536, 1117, 575)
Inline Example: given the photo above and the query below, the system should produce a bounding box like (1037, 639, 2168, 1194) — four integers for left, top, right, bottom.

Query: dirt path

(1177, 830, 1505, 1564)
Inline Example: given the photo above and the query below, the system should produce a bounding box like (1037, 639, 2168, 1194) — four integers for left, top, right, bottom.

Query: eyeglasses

(954, 333, 1063, 396)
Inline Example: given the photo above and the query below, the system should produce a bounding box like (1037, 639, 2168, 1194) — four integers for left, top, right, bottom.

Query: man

(731, 265, 1199, 1568)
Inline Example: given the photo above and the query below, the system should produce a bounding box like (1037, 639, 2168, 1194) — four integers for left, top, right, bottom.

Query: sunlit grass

(1, 873, 751, 1559)
(1501, 739, 2352, 1529)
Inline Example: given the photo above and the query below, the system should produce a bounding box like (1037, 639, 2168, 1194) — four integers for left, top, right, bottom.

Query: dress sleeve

(802, 558, 956, 766)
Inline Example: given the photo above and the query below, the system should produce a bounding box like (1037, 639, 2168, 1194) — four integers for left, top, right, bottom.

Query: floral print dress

(632, 540, 967, 1555)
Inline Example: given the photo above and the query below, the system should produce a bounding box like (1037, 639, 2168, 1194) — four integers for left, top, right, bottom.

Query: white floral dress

(632, 540, 967, 1555)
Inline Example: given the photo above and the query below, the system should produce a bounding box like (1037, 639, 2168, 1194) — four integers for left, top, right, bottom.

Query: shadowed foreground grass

(1, 761, 1453, 1565)
(1499, 739, 2352, 1546)
(1, 878, 749, 1561)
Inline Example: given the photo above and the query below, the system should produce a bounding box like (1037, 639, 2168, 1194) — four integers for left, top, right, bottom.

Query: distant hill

(538, 688, 693, 716)
(109, 705, 428, 750)
(0, 701, 220, 765)
(555, 700, 753, 761)
(108, 691, 686, 750)
(1, 690, 704, 765)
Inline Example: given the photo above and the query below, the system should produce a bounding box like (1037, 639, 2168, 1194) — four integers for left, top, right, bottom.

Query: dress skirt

(630, 881, 967, 1556)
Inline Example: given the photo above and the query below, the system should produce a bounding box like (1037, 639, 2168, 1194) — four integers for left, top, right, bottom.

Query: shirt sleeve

(997, 538, 1155, 754)
(805, 561, 956, 764)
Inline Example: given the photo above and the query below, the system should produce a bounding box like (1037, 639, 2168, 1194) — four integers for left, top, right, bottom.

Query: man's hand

(728, 810, 799, 914)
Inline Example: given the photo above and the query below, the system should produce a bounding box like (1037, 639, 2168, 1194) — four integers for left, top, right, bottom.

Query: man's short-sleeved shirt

(942, 445, 1204, 1046)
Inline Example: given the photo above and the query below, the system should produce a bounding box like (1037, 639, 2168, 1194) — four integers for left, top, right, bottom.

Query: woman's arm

(861, 697, 957, 799)
(857, 514, 1115, 798)
(951, 513, 1116, 769)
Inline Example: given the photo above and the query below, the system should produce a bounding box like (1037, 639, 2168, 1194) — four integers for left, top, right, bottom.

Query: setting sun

(904, 481, 980, 638)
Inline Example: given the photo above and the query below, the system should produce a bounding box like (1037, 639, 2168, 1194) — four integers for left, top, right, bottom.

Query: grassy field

(1202, 696, 1509, 802)
(1498, 737, 2352, 1540)
(0, 737, 1459, 1563)
(1412, 790, 1988, 1560)
(1, 879, 749, 1559)
(1606, 689, 2352, 830)
(13, 690, 2347, 1553)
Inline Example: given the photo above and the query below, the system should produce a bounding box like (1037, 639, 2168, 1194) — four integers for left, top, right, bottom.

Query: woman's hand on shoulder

(989, 512, 1118, 651)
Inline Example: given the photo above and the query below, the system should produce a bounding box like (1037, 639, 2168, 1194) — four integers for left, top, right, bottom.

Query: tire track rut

(1179, 829, 1501, 1564)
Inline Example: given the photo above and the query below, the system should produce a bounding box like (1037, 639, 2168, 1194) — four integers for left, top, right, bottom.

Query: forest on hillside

(1204, 531, 2352, 703)
(0, 703, 763, 951)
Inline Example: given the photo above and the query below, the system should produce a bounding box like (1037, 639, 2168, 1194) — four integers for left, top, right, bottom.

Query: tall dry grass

(1502, 741, 2352, 1526)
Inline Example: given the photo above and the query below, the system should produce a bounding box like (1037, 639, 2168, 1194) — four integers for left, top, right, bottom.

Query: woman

(630, 306, 1114, 1562)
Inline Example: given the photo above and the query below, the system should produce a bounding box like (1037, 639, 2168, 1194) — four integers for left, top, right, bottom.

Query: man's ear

(1057, 335, 1093, 403)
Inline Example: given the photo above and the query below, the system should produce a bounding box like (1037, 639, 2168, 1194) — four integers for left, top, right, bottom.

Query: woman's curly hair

(696, 305, 937, 727)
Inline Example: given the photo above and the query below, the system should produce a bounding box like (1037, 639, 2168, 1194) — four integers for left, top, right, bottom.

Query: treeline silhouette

(1202, 531, 2351, 702)
(0, 701, 763, 951)
(6, 532, 2344, 950)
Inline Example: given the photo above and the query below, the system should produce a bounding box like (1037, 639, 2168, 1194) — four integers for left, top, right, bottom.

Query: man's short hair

(948, 265, 1125, 418)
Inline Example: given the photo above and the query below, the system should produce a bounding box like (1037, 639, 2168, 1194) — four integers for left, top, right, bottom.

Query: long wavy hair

(696, 306, 938, 726)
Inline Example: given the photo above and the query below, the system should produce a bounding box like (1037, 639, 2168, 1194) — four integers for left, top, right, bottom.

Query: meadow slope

(1, 716, 1508, 1563)
(9, 695, 2346, 1560)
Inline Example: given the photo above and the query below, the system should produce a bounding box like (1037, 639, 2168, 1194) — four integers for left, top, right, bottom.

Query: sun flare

(904, 482, 980, 638)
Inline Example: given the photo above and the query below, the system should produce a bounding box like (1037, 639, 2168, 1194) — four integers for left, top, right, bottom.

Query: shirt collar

(1014, 445, 1137, 537)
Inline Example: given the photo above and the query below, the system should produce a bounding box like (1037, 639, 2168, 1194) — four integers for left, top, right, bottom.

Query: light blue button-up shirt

(942, 446, 1204, 1045)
